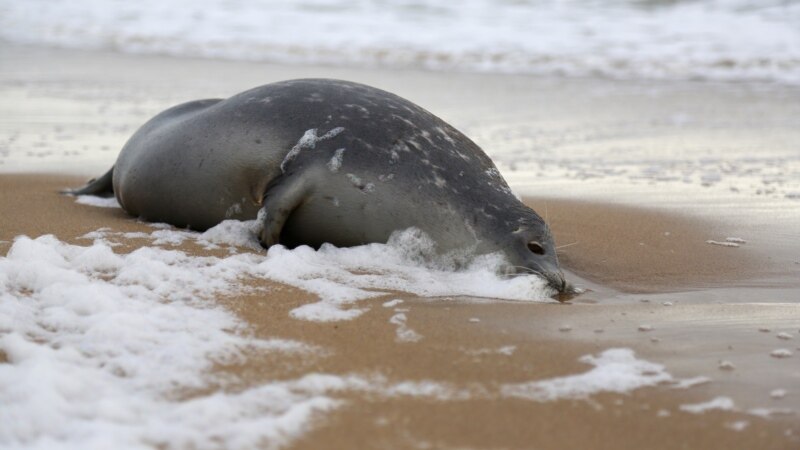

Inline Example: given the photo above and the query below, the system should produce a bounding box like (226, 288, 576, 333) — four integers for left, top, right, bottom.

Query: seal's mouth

(541, 270, 567, 292)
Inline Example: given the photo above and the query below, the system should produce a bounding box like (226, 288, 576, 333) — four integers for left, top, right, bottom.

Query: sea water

(1, 0, 799, 84)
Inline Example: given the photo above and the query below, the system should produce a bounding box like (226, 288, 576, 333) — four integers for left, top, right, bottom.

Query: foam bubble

(776, 332, 793, 340)
(726, 420, 750, 431)
(289, 301, 368, 322)
(706, 239, 740, 248)
(680, 397, 736, 414)
(770, 389, 787, 399)
(770, 349, 793, 358)
(382, 299, 403, 308)
(388, 313, 423, 343)
(747, 407, 795, 418)
(74, 195, 121, 208)
(501, 348, 672, 401)
(670, 376, 712, 389)
(463, 345, 516, 357)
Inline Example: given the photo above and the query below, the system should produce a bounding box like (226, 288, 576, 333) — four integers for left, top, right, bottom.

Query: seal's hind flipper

(258, 176, 309, 249)
(62, 167, 114, 197)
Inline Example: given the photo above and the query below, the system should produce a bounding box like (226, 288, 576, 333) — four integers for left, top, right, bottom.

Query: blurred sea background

(1, 0, 799, 84)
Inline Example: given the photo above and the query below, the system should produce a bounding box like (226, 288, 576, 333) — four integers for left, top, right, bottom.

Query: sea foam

(82, 221, 556, 324)
(0, 0, 798, 84)
(0, 234, 332, 449)
(0, 227, 706, 448)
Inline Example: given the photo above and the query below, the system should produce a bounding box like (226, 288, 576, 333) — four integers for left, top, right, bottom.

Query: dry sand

(1, 44, 799, 449)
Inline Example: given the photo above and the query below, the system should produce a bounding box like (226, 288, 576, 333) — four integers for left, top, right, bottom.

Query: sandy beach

(1, 44, 799, 449)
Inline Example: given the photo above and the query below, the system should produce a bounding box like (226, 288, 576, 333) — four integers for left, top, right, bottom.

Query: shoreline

(5, 173, 796, 296)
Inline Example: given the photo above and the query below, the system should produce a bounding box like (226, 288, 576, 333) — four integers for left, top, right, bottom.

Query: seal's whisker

(544, 201, 549, 223)
(556, 241, 579, 250)
(500, 265, 538, 278)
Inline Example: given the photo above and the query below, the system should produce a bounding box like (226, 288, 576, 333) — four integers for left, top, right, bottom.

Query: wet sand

(2, 175, 798, 449)
(526, 198, 776, 293)
(1, 44, 799, 448)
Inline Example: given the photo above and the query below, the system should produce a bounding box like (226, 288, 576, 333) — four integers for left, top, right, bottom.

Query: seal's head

(510, 224, 565, 292)
(495, 207, 566, 294)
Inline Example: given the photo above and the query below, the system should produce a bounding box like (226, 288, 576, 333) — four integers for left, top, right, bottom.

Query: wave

(1, 0, 799, 83)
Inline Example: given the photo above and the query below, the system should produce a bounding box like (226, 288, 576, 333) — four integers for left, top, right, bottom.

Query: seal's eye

(527, 241, 545, 255)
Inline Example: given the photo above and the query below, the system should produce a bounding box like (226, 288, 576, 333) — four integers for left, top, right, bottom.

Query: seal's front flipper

(258, 176, 309, 249)
(62, 167, 114, 197)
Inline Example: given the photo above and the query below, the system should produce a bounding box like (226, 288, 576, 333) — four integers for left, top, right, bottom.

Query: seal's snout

(507, 253, 567, 293)
(529, 261, 566, 293)
(544, 270, 567, 293)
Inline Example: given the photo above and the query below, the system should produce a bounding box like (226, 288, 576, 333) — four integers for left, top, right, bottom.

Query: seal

(67, 79, 566, 292)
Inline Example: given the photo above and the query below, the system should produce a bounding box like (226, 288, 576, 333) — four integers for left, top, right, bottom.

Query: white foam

(197, 219, 264, 251)
(388, 312, 423, 343)
(726, 420, 750, 431)
(0, 237, 691, 450)
(261, 228, 554, 320)
(718, 360, 736, 370)
(680, 397, 736, 414)
(1, 0, 798, 84)
(496, 345, 516, 356)
(327, 349, 680, 402)
(770, 388, 787, 399)
(0, 226, 686, 446)
(0, 234, 333, 449)
(501, 348, 672, 401)
(747, 407, 795, 418)
(85, 219, 263, 251)
(382, 299, 403, 308)
(670, 376, 712, 389)
(289, 301, 368, 322)
(706, 240, 740, 248)
(74, 195, 120, 208)
(81, 223, 554, 323)
(463, 345, 516, 357)
(770, 349, 793, 358)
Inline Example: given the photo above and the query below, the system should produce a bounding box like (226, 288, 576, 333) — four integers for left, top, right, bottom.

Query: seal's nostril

(527, 241, 545, 255)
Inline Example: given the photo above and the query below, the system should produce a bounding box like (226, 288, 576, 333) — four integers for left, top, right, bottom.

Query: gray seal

(67, 79, 566, 292)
